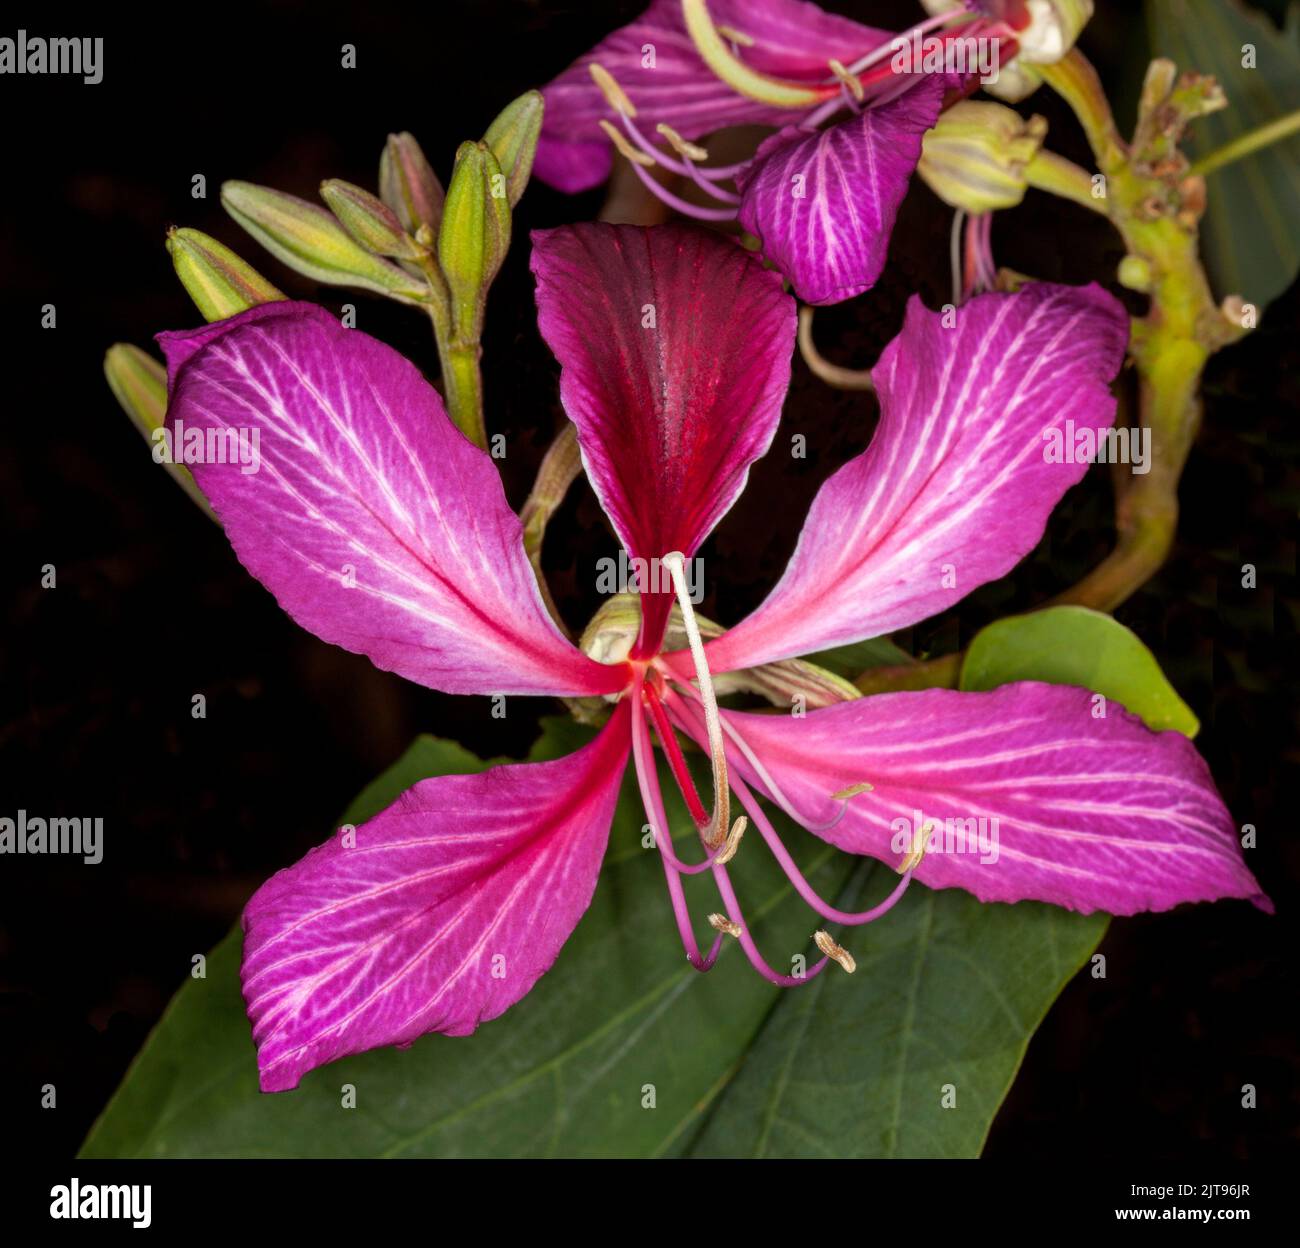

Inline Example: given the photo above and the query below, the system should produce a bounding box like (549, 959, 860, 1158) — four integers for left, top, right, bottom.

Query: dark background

(1, 0, 1295, 1159)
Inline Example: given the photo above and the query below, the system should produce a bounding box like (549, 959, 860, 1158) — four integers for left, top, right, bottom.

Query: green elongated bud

(320, 178, 427, 261)
(918, 101, 1048, 213)
(221, 180, 430, 304)
(482, 89, 544, 208)
(103, 344, 215, 519)
(437, 142, 511, 336)
(379, 131, 444, 237)
(166, 227, 285, 322)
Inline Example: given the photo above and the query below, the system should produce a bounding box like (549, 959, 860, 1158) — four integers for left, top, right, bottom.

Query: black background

(1, 0, 1296, 1159)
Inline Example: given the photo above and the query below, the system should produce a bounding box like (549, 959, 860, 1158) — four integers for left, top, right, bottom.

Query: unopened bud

(104, 344, 214, 518)
(166, 227, 285, 322)
(1014, 0, 1094, 65)
(1117, 254, 1152, 292)
(321, 178, 426, 261)
(437, 142, 511, 337)
(379, 131, 445, 237)
(221, 180, 430, 303)
(483, 90, 544, 208)
(921, 0, 1091, 68)
(918, 101, 1048, 213)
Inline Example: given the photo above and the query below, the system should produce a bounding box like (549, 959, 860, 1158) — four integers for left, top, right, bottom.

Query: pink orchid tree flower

(158, 223, 1266, 1093)
(534, 0, 1038, 302)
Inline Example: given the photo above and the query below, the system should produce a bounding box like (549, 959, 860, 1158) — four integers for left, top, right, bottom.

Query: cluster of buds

(108, 92, 545, 456)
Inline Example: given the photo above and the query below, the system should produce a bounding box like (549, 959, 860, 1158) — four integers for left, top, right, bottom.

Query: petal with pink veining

(706, 282, 1129, 673)
(722, 684, 1268, 915)
(535, 0, 889, 192)
(735, 77, 946, 305)
(241, 703, 631, 1092)
(158, 302, 622, 698)
(531, 222, 794, 569)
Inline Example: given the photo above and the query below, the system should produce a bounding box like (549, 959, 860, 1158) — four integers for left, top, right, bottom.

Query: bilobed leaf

(1147, 0, 1300, 309)
(960, 605, 1201, 736)
(82, 716, 1103, 1158)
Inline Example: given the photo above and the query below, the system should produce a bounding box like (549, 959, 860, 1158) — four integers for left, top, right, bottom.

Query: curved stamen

(630, 675, 731, 876)
(950, 207, 967, 306)
(615, 114, 742, 205)
(711, 861, 832, 987)
(627, 160, 740, 222)
(663, 858, 727, 972)
(681, 0, 836, 109)
(731, 765, 916, 925)
(665, 675, 862, 833)
(662, 552, 732, 847)
(670, 692, 918, 926)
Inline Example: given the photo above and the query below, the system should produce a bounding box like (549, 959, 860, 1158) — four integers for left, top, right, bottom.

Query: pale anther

(828, 58, 865, 102)
(715, 816, 747, 865)
(599, 119, 657, 167)
(656, 122, 710, 162)
(814, 930, 857, 974)
(590, 62, 638, 117)
(708, 913, 743, 938)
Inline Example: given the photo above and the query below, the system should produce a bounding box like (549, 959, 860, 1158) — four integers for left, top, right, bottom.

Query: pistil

(662, 552, 735, 849)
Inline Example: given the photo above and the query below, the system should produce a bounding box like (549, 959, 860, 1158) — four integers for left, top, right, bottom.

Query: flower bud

(482, 89, 544, 208)
(221, 181, 430, 304)
(104, 344, 214, 518)
(379, 131, 444, 237)
(920, 0, 1092, 71)
(1013, 0, 1093, 65)
(918, 100, 1048, 213)
(437, 142, 511, 336)
(166, 227, 285, 322)
(320, 178, 427, 261)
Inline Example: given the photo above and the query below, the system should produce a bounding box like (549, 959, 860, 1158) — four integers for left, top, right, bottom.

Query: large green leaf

(1147, 0, 1300, 309)
(686, 870, 1104, 1157)
(81, 715, 1103, 1158)
(960, 605, 1200, 736)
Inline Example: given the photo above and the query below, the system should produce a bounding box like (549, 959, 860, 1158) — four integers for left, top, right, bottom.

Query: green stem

(1190, 108, 1300, 177)
(1039, 50, 1239, 613)
(424, 282, 487, 451)
(1023, 150, 1108, 214)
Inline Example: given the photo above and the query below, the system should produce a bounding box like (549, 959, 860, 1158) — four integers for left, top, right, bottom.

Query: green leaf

(81, 716, 1103, 1158)
(960, 605, 1200, 736)
(1147, 0, 1300, 309)
(685, 868, 1105, 1157)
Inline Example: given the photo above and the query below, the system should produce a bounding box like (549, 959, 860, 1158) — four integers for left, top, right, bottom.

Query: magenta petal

(158, 302, 623, 698)
(535, 0, 889, 193)
(242, 703, 631, 1091)
(531, 223, 794, 563)
(707, 282, 1129, 673)
(726, 685, 1268, 915)
(736, 78, 946, 305)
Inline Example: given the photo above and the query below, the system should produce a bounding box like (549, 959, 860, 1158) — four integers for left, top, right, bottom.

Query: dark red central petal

(531, 222, 795, 652)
